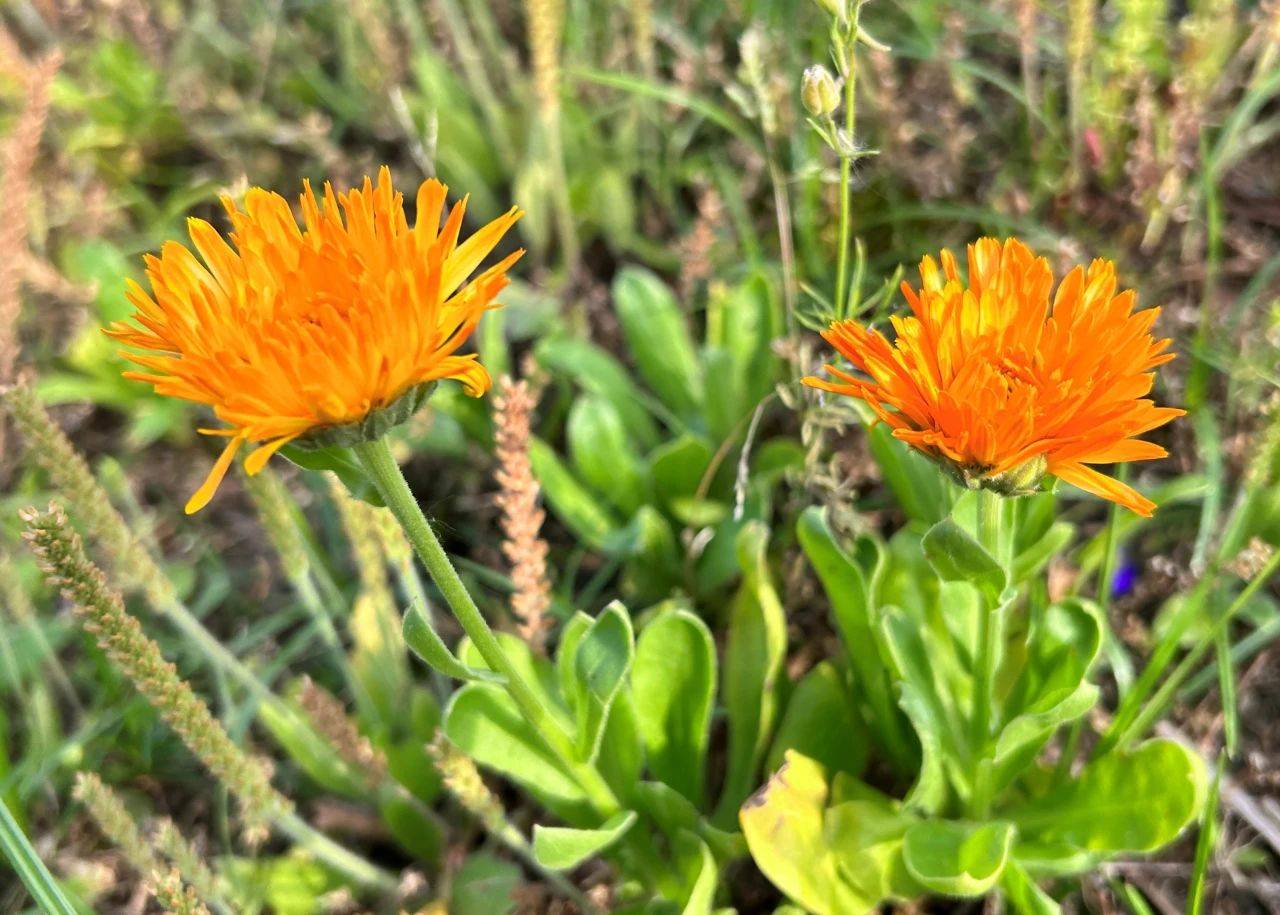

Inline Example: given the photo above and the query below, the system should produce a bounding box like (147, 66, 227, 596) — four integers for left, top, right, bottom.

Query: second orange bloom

(805, 237, 1183, 516)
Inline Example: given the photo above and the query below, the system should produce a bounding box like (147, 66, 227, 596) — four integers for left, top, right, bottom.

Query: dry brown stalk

(0, 48, 60, 388)
(492, 376, 553, 653)
(296, 675, 388, 790)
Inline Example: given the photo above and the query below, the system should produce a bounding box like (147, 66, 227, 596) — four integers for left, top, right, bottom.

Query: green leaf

(403, 602, 505, 683)
(678, 833, 719, 915)
(0, 796, 79, 915)
(633, 780, 744, 864)
(922, 518, 1005, 605)
(444, 683, 594, 825)
(823, 785, 923, 904)
(715, 522, 787, 825)
(714, 272, 783, 409)
(613, 266, 703, 420)
(530, 437, 621, 551)
(1000, 860, 1061, 915)
(596, 691, 645, 799)
(556, 612, 594, 716)
(280, 443, 383, 506)
(567, 396, 647, 515)
(1010, 739, 1206, 855)
(223, 851, 344, 914)
(740, 752, 875, 915)
(880, 609, 965, 813)
(620, 507, 683, 602)
(378, 792, 443, 864)
(797, 507, 913, 770)
(767, 661, 869, 779)
(450, 852, 521, 915)
(649, 435, 717, 509)
(701, 346, 746, 443)
(532, 811, 638, 870)
(902, 819, 1015, 897)
(535, 337, 659, 448)
(572, 603, 636, 763)
(994, 598, 1104, 788)
(632, 606, 716, 806)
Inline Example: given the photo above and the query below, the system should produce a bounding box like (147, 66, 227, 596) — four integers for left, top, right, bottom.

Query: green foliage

(533, 267, 788, 603)
(750, 497, 1208, 913)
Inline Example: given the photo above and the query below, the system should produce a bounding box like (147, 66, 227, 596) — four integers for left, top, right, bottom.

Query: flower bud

(801, 65, 841, 117)
(812, 0, 848, 21)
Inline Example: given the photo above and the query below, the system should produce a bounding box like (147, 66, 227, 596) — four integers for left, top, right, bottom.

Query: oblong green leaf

(529, 437, 621, 550)
(532, 811, 638, 870)
(1009, 739, 1206, 855)
(921, 518, 1005, 605)
(573, 603, 635, 762)
(444, 683, 593, 825)
(535, 337, 660, 448)
(768, 661, 869, 779)
(403, 602, 505, 683)
(0, 797, 79, 915)
(797, 507, 913, 770)
(632, 606, 717, 805)
(715, 522, 787, 825)
(613, 266, 703, 420)
(902, 819, 1015, 897)
(567, 396, 647, 515)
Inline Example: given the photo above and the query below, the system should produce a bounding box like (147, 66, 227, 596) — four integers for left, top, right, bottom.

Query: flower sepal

(290, 381, 437, 451)
(937, 453, 1048, 499)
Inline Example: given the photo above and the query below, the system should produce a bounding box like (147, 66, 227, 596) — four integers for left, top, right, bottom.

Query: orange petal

(185, 434, 245, 514)
(244, 434, 299, 476)
(1052, 460, 1155, 517)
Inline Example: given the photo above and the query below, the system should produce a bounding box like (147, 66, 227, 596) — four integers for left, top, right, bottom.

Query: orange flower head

(107, 167, 523, 513)
(804, 237, 1183, 516)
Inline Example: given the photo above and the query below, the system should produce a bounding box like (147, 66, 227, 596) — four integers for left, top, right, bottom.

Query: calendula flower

(805, 237, 1182, 516)
(107, 168, 523, 513)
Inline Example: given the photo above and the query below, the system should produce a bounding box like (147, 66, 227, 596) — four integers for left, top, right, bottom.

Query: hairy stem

(352, 437, 620, 816)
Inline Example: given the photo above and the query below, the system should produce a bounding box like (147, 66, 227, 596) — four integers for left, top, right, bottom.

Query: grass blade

(0, 797, 79, 915)
(1187, 758, 1223, 915)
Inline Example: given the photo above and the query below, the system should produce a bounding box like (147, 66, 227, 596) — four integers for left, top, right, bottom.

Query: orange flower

(107, 168, 523, 513)
(805, 237, 1182, 516)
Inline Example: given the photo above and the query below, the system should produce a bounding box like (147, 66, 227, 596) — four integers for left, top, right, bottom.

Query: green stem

(351, 438, 620, 816)
(155, 593, 289, 715)
(275, 811, 398, 893)
(832, 14, 859, 319)
(968, 489, 1002, 813)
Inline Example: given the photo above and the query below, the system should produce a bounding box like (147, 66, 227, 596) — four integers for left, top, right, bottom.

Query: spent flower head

(801, 65, 841, 117)
(805, 237, 1183, 515)
(106, 167, 523, 512)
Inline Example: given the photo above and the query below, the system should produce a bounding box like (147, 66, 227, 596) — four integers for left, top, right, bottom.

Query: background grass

(1, 0, 1279, 912)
